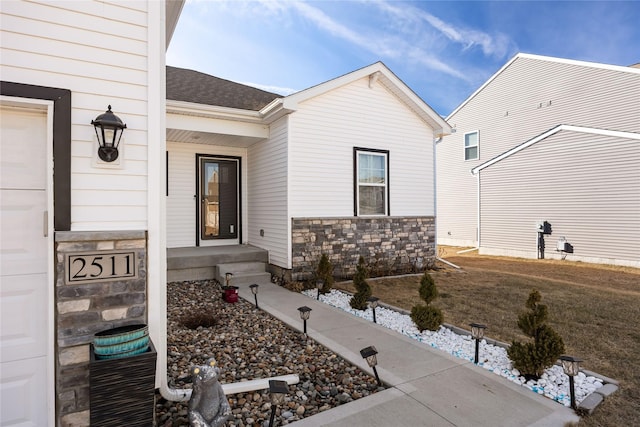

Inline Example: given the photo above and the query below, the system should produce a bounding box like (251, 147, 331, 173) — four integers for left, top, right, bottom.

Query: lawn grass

(335, 251, 640, 427)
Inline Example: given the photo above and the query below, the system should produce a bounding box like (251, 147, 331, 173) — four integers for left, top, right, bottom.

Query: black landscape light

(249, 284, 259, 309)
(268, 379, 289, 427)
(560, 355, 583, 410)
(360, 345, 382, 387)
(297, 306, 312, 337)
(91, 105, 126, 162)
(469, 323, 487, 365)
(316, 279, 323, 300)
(368, 296, 379, 324)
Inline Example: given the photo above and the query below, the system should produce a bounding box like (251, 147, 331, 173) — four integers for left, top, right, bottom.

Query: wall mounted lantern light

(91, 105, 126, 162)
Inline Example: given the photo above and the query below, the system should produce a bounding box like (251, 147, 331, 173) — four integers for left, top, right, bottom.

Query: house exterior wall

(437, 55, 640, 248)
(291, 216, 436, 280)
(166, 141, 249, 248)
(247, 116, 290, 267)
(289, 76, 435, 217)
(478, 130, 640, 267)
(1, 1, 165, 425)
(1, 0, 158, 231)
(286, 76, 436, 274)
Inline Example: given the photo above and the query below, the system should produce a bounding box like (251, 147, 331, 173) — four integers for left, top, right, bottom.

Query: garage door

(0, 104, 51, 426)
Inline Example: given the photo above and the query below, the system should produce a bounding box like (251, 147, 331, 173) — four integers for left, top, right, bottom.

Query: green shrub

(410, 272, 444, 331)
(410, 305, 443, 332)
(507, 290, 565, 379)
(316, 253, 334, 294)
(349, 256, 371, 310)
(418, 272, 438, 305)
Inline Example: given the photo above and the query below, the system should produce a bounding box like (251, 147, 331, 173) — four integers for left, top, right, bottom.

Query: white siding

(0, 0, 156, 230)
(437, 56, 640, 246)
(479, 130, 640, 267)
(247, 117, 290, 267)
(289, 76, 435, 218)
(166, 141, 248, 248)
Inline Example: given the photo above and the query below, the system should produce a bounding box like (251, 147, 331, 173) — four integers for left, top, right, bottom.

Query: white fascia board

(165, 0, 185, 48)
(167, 111, 269, 139)
(448, 52, 640, 121)
(166, 99, 263, 123)
(259, 98, 294, 124)
(471, 125, 640, 175)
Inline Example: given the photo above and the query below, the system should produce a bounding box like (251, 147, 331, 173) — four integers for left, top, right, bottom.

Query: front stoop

(217, 262, 271, 286)
(167, 245, 269, 282)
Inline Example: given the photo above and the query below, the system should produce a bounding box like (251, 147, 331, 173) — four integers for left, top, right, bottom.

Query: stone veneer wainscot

(291, 216, 435, 281)
(54, 231, 147, 427)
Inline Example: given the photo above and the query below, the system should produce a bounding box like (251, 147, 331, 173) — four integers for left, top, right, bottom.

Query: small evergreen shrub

(316, 253, 334, 294)
(349, 256, 371, 310)
(507, 290, 565, 379)
(410, 272, 443, 332)
(411, 305, 444, 332)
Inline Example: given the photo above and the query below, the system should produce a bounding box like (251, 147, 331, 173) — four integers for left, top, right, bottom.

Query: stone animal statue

(188, 357, 231, 427)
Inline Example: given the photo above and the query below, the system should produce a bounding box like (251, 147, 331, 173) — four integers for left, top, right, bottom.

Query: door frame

(194, 154, 242, 246)
(0, 95, 56, 426)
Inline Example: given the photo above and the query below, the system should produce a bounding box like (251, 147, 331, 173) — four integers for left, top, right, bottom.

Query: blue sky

(167, 0, 640, 116)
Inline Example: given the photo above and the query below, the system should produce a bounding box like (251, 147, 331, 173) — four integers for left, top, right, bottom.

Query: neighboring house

(166, 62, 451, 279)
(1, 1, 184, 425)
(436, 53, 640, 267)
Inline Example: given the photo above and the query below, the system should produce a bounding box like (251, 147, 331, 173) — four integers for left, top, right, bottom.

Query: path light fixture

(368, 296, 379, 324)
(268, 379, 289, 427)
(469, 323, 487, 365)
(297, 306, 312, 337)
(360, 345, 382, 387)
(91, 105, 126, 162)
(315, 279, 323, 300)
(560, 355, 583, 410)
(249, 284, 259, 309)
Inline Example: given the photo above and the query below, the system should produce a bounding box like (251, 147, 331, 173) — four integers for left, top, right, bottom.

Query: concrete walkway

(237, 281, 580, 427)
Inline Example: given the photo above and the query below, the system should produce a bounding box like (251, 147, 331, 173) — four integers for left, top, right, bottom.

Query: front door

(1, 103, 52, 426)
(197, 155, 239, 245)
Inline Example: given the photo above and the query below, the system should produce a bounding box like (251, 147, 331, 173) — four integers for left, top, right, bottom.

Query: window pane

(359, 153, 385, 184)
(465, 146, 478, 160)
(465, 132, 478, 147)
(359, 186, 385, 215)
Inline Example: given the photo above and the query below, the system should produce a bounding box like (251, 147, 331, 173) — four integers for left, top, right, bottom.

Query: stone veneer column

(291, 216, 435, 280)
(54, 231, 147, 427)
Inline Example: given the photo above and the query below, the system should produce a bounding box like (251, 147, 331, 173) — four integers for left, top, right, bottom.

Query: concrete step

(217, 262, 271, 286)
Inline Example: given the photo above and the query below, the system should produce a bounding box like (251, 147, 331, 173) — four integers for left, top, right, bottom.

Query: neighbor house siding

(437, 56, 640, 247)
(289, 76, 435, 218)
(166, 141, 248, 248)
(1, 0, 153, 231)
(479, 130, 640, 266)
(247, 116, 290, 268)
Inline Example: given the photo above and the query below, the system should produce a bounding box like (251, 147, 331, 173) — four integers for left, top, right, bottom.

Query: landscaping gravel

(303, 288, 605, 408)
(155, 280, 383, 427)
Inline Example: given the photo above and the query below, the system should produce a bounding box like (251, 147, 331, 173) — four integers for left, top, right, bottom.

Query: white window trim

(464, 130, 479, 161)
(355, 148, 389, 216)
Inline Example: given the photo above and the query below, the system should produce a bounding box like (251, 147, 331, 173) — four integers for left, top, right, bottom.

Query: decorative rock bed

(302, 288, 615, 412)
(155, 280, 383, 426)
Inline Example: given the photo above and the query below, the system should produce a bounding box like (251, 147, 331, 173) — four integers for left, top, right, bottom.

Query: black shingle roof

(166, 66, 281, 111)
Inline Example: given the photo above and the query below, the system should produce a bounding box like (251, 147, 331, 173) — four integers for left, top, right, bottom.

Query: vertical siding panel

(247, 117, 290, 267)
(437, 56, 640, 248)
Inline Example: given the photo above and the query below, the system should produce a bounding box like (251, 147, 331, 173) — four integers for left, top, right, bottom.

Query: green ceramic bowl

(93, 334, 149, 356)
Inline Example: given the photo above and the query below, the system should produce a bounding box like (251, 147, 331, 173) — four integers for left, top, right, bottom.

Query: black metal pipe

(372, 366, 381, 387)
(474, 338, 480, 364)
(269, 405, 277, 427)
(569, 376, 576, 410)
(254, 294, 259, 309)
(372, 307, 377, 324)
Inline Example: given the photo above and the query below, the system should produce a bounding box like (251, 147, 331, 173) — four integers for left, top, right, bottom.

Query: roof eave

(166, 99, 264, 124)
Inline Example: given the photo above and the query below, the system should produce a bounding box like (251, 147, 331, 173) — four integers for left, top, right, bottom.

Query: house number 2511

(65, 251, 138, 284)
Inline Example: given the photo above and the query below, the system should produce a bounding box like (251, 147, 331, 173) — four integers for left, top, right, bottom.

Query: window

(354, 148, 389, 216)
(464, 131, 479, 161)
